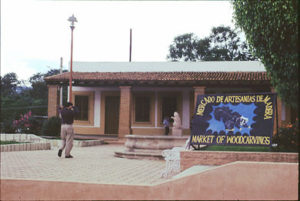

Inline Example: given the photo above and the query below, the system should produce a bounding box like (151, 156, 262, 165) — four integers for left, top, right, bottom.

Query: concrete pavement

(0, 144, 170, 186)
(1, 143, 298, 200)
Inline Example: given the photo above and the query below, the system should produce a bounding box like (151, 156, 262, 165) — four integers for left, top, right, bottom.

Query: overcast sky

(1, 0, 235, 82)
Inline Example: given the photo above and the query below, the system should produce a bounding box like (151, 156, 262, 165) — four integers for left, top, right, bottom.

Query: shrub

(272, 123, 299, 152)
(28, 117, 44, 135)
(41, 116, 61, 136)
(1, 120, 16, 133)
(12, 111, 32, 133)
(11, 111, 44, 134)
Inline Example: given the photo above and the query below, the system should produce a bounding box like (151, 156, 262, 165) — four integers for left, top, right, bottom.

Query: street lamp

(68, 14, 77, 103)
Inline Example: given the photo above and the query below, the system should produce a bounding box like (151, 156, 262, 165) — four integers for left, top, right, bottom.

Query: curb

(75, 140, 104, 147)
(0, 142, 51, 152)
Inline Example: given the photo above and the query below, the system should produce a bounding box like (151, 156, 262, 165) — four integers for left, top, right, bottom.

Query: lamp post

(68, 14, 77, 103)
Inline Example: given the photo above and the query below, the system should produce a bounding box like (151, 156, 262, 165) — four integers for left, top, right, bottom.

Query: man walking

(163, 116, 170, 135)
(58, 102, 79, 158)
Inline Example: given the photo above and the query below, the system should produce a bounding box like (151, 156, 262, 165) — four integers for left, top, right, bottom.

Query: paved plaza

(1, 143, 298, 200)
(0, 144, 170, 186)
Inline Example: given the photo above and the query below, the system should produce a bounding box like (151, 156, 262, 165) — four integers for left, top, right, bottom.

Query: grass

(0, 140, 24, 145)
(41, 136, 60, 140)
(202, 145, 270, 152)
(41, 136, 97, 141)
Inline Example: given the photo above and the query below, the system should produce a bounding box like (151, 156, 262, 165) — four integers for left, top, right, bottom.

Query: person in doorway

(58, 102, 79, 158)
(163, 116, 170, 135)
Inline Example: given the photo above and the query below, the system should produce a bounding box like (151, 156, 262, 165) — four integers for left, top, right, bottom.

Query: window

(75, 95, 89, 121)
(135, 96, 150, 122)
(162, 96, 177, 122)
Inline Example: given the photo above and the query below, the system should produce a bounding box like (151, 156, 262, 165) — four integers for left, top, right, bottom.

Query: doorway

(105, 96, 120, 134)
(162, 96, 177, 123)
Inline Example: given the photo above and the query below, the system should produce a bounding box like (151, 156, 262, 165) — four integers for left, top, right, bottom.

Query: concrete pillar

(182, 90, 190, 129)
(118, 86, 132, 137)
(193, 86, 206, 107)
(48, 85, 59, 118)
(271, 87, 282, 134)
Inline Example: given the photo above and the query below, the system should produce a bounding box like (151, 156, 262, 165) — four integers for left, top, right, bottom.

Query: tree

(0, 73, 20, 96)
(29, 73, 47, 100)
(0, 69, 66, 133)
(29, 69, 67, 115)
(29, 69, 66, 99)
(0, 73, 28, 132)
(167, 25, 256, 61)
(232, 0, 298, 108)
(168, 33, 200, 61)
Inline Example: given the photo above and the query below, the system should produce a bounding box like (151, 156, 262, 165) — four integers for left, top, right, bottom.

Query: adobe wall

(180, 150, 298, 170)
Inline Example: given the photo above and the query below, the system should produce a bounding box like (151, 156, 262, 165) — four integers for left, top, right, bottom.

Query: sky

(1, 0, 235, 83)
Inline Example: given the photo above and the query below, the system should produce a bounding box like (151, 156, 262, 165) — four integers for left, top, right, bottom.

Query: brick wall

(48, 85, 59, 118)
(119, 86, 131, 137)
(180, 151, 299, 170)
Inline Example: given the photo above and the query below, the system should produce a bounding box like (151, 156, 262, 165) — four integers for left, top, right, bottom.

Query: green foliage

(0, 72, 20, 96)
(232, 0, 298, 108)
(203, 145, 270, 152)
(29, 73, 48, 100)
(27, 117, 44, 135)
(167, 25, 257, 61)
(168, 33, 200, 61)
(10, 111, 44, 134)
(272, 124, 299, 152)
(1, 120, 16, 133)
(1, 69, 67, 134)
(0, 140, 23, 145)
(41, 116, 61, 136)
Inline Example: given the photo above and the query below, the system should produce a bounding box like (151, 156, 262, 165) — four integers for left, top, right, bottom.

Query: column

(182, 90, 190, 129)
(48, 85, 59, 118)
(193, 86, 206, 107)
(119, 86, 132, 137)
(155, 90, 158, 128)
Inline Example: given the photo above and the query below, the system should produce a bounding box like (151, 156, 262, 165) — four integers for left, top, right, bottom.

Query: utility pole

(129, 28, 132, 62)
(60, 57, 63, 106)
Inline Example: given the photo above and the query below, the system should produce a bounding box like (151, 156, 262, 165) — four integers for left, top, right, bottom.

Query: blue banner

(191, 93, 276, 146)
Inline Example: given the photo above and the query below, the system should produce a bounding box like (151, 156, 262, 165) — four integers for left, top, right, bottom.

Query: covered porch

(45, 69, 277, 138)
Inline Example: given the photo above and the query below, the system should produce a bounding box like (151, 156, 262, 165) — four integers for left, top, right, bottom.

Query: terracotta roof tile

(45, 71, 270, 82)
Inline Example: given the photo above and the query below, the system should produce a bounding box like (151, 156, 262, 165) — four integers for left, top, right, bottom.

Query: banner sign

(190, 93, 276, 147)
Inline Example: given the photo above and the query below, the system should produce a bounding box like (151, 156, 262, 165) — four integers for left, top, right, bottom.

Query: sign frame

(190, 92, 277, 148)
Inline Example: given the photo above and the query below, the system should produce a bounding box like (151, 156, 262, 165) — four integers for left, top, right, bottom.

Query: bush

(28, 117, 44, 135)
(41, 116, 61, 136)
(12, 111, 32, 133)
(272, 123, 299, 152)
(1, 120, 16, 133)
(10, 111, 44, 134)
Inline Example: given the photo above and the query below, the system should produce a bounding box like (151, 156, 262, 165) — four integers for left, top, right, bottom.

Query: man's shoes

(58, 149, 62, 157)
(65, 155, 73, 158)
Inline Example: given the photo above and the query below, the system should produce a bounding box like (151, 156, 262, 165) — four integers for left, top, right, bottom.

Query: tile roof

(45, 71, 270, 82)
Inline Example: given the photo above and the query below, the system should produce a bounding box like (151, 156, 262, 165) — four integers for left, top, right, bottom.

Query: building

(45, 61, 294, 138)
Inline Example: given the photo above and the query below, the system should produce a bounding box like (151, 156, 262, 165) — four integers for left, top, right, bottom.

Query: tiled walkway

(0, 144, 170, 186)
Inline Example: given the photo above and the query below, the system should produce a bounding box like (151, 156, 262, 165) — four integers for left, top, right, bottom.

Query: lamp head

(68, 14, 78, 29)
